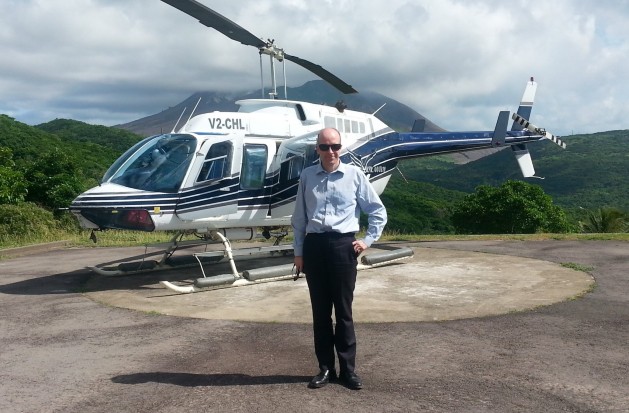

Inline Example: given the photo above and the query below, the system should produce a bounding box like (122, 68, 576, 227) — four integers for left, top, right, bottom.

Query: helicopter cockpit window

(197, 141, 232, 183)
(102, 135, 155, 183)
(240, 144, 267, 190)
(108, 134, 197, 193)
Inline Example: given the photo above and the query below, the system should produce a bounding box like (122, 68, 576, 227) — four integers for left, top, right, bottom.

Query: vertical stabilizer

(491, 111, 510, 147)
(411, 119, 426, 132)
(512, 144, 539, 178)
(511, 77, 537, 131)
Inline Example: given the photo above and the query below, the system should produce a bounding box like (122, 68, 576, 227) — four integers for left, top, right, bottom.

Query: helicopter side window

(295, 104, 307, 121)
(336, 118, 344, 132)
(304, 143, 318, 166)
(279, 153, 305, 183)
(197, 141, 232, 183)
(324, 116, 336, 128)
(241, 144, 267, 190)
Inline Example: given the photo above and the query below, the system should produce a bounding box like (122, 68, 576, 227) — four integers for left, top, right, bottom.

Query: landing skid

(160, 244, 414, 294)
(87, 230, 291, 276)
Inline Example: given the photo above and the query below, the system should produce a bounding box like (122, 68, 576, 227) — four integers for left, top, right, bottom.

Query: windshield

(107, 134, 197, 193)
(102, 135, 155, 183)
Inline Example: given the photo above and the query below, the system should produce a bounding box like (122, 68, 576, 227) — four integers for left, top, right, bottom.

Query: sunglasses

(318, 143, 342, 152)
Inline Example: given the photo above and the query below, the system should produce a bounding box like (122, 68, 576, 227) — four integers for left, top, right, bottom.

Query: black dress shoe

(308, 369, 336, 388)
(339, 371, 363, 390)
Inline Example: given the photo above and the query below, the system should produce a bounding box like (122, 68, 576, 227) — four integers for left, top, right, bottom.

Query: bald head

(317, 128, 341, 144)
(316, 128, 342, 172)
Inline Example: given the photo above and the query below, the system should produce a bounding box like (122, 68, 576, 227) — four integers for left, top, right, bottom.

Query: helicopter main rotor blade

(160, 0, 358, 94)
(160, 0, 265, 48)
(284, 54, 357, 94)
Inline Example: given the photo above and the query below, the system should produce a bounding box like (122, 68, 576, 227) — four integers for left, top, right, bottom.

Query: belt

(306, 232, 355, 238)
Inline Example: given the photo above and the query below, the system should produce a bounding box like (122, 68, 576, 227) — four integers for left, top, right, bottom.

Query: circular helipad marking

(85, 247, 594, 323)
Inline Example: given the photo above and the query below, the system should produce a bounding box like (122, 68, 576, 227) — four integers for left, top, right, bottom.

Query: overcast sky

(1, 0, 627, 135)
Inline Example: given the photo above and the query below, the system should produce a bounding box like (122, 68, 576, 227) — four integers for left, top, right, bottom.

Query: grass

(2, 227, 629, 253)
(381, 232, 629, 243)
(0, 229, 176, 250)
(567, 281, 597, 301)
(560, 262, 595, 273)
(143, 310, 163, 316)
(557, 262, 597, 302)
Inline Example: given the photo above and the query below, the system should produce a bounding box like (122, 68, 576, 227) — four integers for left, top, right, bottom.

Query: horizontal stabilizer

(511, 113, 566, 149)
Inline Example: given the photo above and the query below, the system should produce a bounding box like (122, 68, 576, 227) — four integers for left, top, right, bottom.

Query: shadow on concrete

(0, 269, 92, 296)
(111, 371, 310, 387)
(0, 254, 294, 296)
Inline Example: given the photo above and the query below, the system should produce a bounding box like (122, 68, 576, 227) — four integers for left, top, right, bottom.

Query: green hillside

(34, 118, 143, 181)
(0, 115, 143, 183)
(1, 115, 67, 165)
(37, 118, 142, 154)
(397, 130, 629, 211)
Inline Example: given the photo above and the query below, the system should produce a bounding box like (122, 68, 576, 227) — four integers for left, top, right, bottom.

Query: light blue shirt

(291, 161, 387, 256)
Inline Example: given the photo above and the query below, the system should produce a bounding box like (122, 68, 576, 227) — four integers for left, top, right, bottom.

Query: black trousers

(303, 232, 358, 374)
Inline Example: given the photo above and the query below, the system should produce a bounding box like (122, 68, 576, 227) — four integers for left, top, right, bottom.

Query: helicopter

(69, 0, 565, 286)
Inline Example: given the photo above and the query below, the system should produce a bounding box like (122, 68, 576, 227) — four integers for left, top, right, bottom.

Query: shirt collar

(316, 160, 347, 175)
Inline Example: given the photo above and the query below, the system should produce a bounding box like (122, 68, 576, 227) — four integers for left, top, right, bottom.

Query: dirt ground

(0, 240, 627, 413)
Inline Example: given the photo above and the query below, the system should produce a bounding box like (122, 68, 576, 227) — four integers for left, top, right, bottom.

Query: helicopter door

(174, 134, 243, 221)
(270, 140, 319, 218)
(270, 153, 304, 218)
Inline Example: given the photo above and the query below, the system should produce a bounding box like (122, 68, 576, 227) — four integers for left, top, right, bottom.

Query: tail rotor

(512, 113, 566, 149)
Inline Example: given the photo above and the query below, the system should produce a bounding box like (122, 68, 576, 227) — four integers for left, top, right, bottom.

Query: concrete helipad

(83, 244, 594, 323)
(2, 240, 626, 412)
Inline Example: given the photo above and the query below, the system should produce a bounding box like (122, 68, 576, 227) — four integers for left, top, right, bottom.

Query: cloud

(0, 0, 627, 135)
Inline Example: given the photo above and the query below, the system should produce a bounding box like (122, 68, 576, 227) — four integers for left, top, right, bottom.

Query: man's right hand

(294, 256, 304, 275)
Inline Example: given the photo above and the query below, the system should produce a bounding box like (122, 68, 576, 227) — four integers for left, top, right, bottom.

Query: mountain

(115, 80, 444, 137)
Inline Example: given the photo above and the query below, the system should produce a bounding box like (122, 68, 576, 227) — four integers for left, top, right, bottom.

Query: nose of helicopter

(73, 208, 156, 232)
(70, 184, 158, 231)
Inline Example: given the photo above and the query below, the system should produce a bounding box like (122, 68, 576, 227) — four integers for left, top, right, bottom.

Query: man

(292, 127, 387, 390)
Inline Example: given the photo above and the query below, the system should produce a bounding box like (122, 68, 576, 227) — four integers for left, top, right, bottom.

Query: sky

(1, 0, 628, 136)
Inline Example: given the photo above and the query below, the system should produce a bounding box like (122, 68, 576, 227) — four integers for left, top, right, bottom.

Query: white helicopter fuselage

(71, 99, 394, 236)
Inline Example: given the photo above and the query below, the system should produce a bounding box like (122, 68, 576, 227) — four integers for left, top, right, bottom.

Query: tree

(378, 178, 463, 234)
(0, 147, 28, 204)
(23, 148, 85, 212)
(581, 207, 627, 233)
(451, 180, 572, 234)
